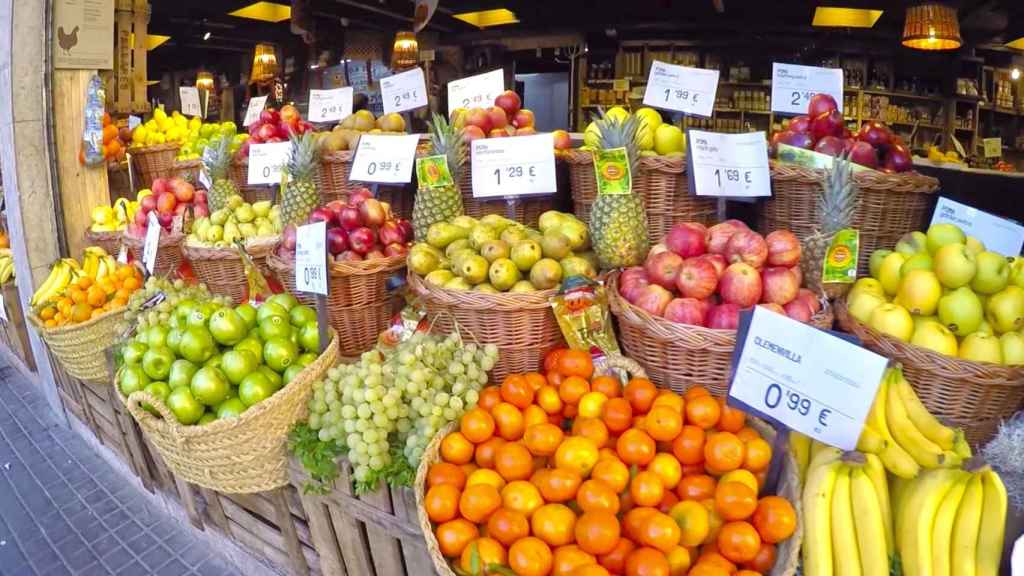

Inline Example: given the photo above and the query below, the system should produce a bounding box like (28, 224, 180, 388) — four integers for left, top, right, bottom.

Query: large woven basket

(834, 298, 1024, 445)
(122, 230, 184, 278)
(407, 272, 564, 383)
(563, 150, 717, 241)
(121, 329, 339, 493)
(608, 271, 834, 396)
(29, 307, 127, 384)
(454, 168, 555, 228)
(267, 252, 405, 357)
(230, 157, 274, 203)
(129, 143, 181, 190)
(317, 151, 355, 204)
(172, 159, 203, 186)
(761, 163, 939, 276)
(181, 237, 277, 304)
(84, 229, 123, 256)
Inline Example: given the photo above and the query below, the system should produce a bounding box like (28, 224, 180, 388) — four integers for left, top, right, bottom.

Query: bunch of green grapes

(119, 277, 229, 333)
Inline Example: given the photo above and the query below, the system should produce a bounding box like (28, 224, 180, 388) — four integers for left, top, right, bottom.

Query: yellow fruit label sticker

(594, 148, 632, 195)
(822, 228, 859, 284)
(416, 155, 454, 190)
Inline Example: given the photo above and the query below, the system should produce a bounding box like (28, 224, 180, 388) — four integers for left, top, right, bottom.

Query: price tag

(381, 68, 428, 115)
(308, 87, 353, 123)
(470, 133, 557, 199)
(642, 60, 719, 118)
(350, 133, 420, 184)
(179, 87, 202, 117)
(243, 95, 269, 127)
(930, 196, 1024, 257)
(447, 69, 504, 116)
(984, 137, 1002, 158)
(247, 141, 292, 185)
(728, 307, 888, 450)
(0, 290, 8, 323)
(687, 129, 771, 197)
(771, 62, 844, 115)
(128, 115, 141, 130)
(295, 221, 327, 296)
(143, 212, 161, 275)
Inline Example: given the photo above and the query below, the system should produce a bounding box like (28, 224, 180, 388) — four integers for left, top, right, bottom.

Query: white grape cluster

(307, 332, 499, 484)
(117, 276, 223, 334)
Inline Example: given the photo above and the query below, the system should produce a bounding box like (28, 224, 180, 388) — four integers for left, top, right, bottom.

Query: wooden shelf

(889, 121, 945, 129)
(862, 89, 944, 103)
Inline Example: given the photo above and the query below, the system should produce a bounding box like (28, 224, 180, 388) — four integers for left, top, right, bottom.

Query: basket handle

(603, 354, 647, 381)
(125, 389, 178, 429)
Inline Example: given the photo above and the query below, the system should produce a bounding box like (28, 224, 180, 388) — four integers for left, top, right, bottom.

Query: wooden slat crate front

(0, 283, 36, 371)
(50, 356, 89, 426)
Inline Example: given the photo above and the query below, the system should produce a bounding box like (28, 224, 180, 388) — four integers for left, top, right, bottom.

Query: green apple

(933, 243, 977, 289)
(266, 293, 298, 312)
(1010, 257, 1024, 289)
(848, 291, 887, 324)
(986, 286, 1024, 334)
(168, 359, 198, 389)
(238, 371, 275, 407)
(118, 365, 150, 397)
(869, 303, 914, 342)
(1000, 332, 1024, 365)
(900, 253, 933, 276)
(926, 223, 966, 254)
(878, 252, 907, 296)
(965, 236, 985, 256)
(910, 321, 958, 356)
(166, 387, 205, 425)
(209, 308, 248, 345)
(896, 269, 942, 316)
(216, 397, 247, 419)
(958, 333, 1003, 364)
(221, 349, 259, 385)
(849, 278, 885, 301)
(894, 231, 928, 255)
(190, 366, 230, 406)
(937, 287, 984, 337)
(178, 325, 216, 364)
(970, 251, 1010, 295)
(121, 341, 147, 366)
(141, 346, 174, 381)
(869, 249, 892, 280)
(142, 382, 171, 415)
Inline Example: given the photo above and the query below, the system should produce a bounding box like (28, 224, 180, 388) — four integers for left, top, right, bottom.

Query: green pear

(473, 283, 499, 293)
(926, 223, 966, 254)
(558, 220, 590, 251)
(910, 321, 958, 357)
(479, 214, 512, 234)
(894, 231, 928, 255)
(529, 258, 563, 290)
(459, 254, 490, 285)
(424, 269, 455, 286)
(408, 245, 441, 276)
(468, 224, 499, 250)
(479, 240, 510, 263)
(937, 286, 984, 337)
(205, 224, 223, 243)
(878, 252, 907, 296)
(933, 243, 976, 289)
(443, 276, 471, 291)
(986, 286, 1024, 333)
(488, 258, 521, 291)
(900, 253, 933, 276)
(427, 223, 468, 249)
(450, 215, 478, 230)
(537, 210, 567, 233)
(252, 200, 272, 217)
(1000, 332, 1024, 365)
(869, 249, 892, 280)
(912, 314, 939, 332)
(510, 240, 543, 272)
(1010, 257, 1024, 289)
(234, 204, 256, 223)
(210, 208, 230, 226)
(237, 222, 257, 238)
(540, 232, 572, 260)
(959, 333, 1002, 364)
(560, 256, 597, 280)
(970, 251, 1010, 295)
(510, 280, 537, 293)
(445, 238, 472, 259)
(222, 221, 240, 243)
(500, 226, 529, 246)
(976, 319, 995, 335)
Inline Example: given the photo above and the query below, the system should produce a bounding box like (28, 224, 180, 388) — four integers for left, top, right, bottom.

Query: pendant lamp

(251, 43, 279, 83)
(392, 32, 418, 70)
(902, 4, 961, 50)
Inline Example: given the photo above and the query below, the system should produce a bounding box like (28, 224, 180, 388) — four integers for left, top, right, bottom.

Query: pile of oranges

(422, 349, 797, 576)
(38, 265, 143, 327)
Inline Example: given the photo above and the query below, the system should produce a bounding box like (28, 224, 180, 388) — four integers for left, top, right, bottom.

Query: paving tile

(177, 542, 211, 568)
(155, 558, 190, 576)
(139, 544, 175, 571)
(78, 561, 114, 576)
(0, 540, 27, 567)
(116, 560, 147, 575)
(89, 533, 122, 558)
(125, 532, 159, 557)
(100, 545, 136, 572)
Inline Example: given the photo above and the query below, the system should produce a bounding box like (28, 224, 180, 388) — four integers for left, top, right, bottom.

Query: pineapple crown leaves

(593, 108, 641, 173)
(203, 135, 233, 180)
(286, 131, 321, 181)
(428, 112, 467, 180)
(818, 152, 858, 236)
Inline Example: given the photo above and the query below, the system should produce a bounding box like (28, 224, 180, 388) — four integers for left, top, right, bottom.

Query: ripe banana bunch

(0, 248, 14, 285)
(896, 465, 1006, 576)
(802, 449, 893, 576)
(90, 198, 136, 232)
(30, 258, 80, 307)
(81, 246, 115, 281)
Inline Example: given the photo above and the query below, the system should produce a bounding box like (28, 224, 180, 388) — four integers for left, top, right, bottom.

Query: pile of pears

(847, 223, 1024, 365)
(408, 211, 598, 293)
(188, 196, 283, 247)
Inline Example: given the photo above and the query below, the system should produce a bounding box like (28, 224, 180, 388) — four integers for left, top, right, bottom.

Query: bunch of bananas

(90, 197, 138, 232)
(927, 145, 966, 165)
(0, 248, 14, 285)
(30, 247, 117, 308)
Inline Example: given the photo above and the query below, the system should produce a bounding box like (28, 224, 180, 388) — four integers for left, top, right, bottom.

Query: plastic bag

(550, 276, 621, 356)
(81, 75, 106, 167)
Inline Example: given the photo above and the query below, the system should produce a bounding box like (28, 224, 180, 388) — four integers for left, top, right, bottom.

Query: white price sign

(243, 95, 269, 127)
(642, 60, 719, 118)
(728, 307, 889, 449)
(143, 212, 161, 275)
(471, 133, 557, 199)
(128, 115, 142, 130)
(381, 68, 428, 115)
(350, 134, 420, 184)
(688, 130, 771, 197)
(771, 63, 844, 115)
(308, 87, 353, 123)
(447, 69, 504, 116)
(247, 142, 292, 185)
(179, 87, 202, 117)
(295, 221, 328, 296)
(0, 290, 8, 323)
(930, 197, 1024, 257)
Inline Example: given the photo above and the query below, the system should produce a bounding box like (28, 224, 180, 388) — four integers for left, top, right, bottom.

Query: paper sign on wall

(295, 221, 327, 296)
(447, 69, 504, 116)
(381, 68, 428, 115)
(243, 95, 269, 127)
(350, 134, 421, 184)
(642, 61, 719, 118)
(771, 63, 844, 115)
(470, 134, 557, 199)
(54, 0, 114, 69)
(687, 130, 771, 197)
(930, 196, 1024, 256)
(247, 142, 292, 185)
(143, 212, 161, 275)
(179, 87, 202, 117)
(983, 138, 1002, 158)
(308, 87, 354, 123)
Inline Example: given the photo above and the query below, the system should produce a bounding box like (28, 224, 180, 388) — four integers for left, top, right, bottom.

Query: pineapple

(281, 132, 321, 227)
(801, 154, 858, 298)
(412, 113, 465, 242)
(590, 110, 649, 270)
(203, 135, 237, 213)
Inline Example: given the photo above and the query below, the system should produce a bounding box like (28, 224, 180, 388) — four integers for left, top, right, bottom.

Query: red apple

(237, 140, 251, 158)
(757, 303, 786, 315)
(359, 198, 386, 227)
(676, 258, 719, 300)
(349, 188, 373, 205)
(465, 108, 492, 134)
(719, 262, 763, 307)
(725, 230, 768, 268)
(256, 123, 278, 141)
(807, 93, 838, 118)
(811, 109, 845, 140)
(664, 298, 709, 326)
(127, 222, 146, 238)
(857, 121, 892, 149)
(813, 135, 844, 157)
(765, 230, 802, 267)
(338, 205, 362, 230)
(761, 266, 799, 305)
(849, 140, 879, 168)
(384, 243, 408, 258)
(366, 246, 386, 260)
(796, 288, 822, 315)
(170, 179, 195, 204)
(494, 90, 522, 118)
(337, 250, 363, 262)
(620, 266, 649, 287)
(140, 194, 158, 214)
(152, 178, 170, 196)
(552, 129, 572, 150)
(514, 126, 537, 136)
(192, 204, 209, 219)
(633, 284, 673, 317)
(884, 142, 912, 173)
(788, 116, 812, 134)
(348, 227, 375, 254)
(486, 106, 509, 130)
(665, 223, 707, 258)
(259, 108, 280, 125)
(326, 227, 350, 255)
(463, 125, 486, 143)
(790, 265, 803, 287)
(645, 251, 684, 290)
(282, 224, 297, 251)
(777, 130, 814, 150)
(133, 209, 148, 227)
(696, 253, 728, 279)
(706, 220, 748, 255)
(647, 243, 669, 259)
(298, 120, 315, 134)
(157, 211, 174, 229)
(784, 299, 813, 323)
(378, 220, 404, 246)
(396, 219, 414, 242)
(512, 109, 534, 129)
(707, 303, 741, 330)
(156, 192, 177, 215)
(308, 208, 334, 226)
(193, 189, 207, 205)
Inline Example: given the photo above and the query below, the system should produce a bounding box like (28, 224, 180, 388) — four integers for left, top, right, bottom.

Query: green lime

(266, 293, 299, 312)
(282, 363, 305, 386)
(239, 372, 275, 407)
(297, 352, 317, 366)
(263, 337, 298, 373)
(216, 397, 247, 420)
(190, 366, 230, 406)
(197, 413, 217, 425)
(166, 387, 204, 425)
(221, 350, 258, 385)
(256, 302, 288, 324)
(142, 381, 171, 415)
(146, 325, 170, 349)
(298, 323, 320, 353)
(178, 326, 216, 364)
(121, 341, 147, 366)
(118, 365, 150, 396)
(233, 337, 263, 364)
(259, 315, 292, 342)
(289, 305, 317, 327)
(258, 366, 282, 389)
(235, 302, 257, 329)
(168, 359, 198, 389)
(165, 328, 182, 355)
(209, 308, 248, 346)
(141, 346, 175, 380)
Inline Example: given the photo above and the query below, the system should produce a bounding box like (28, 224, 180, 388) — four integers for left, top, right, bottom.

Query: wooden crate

(111, 0, 150, 114)
(290, 458, 434, 576)
(136, 433, 206, 529)
(50, 357, 91, 430)
(0, 283, 36, 371)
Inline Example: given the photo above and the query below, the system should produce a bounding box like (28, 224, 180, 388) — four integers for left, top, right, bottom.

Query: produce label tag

(295, 221, 328, 296)
(642, 60, 719, 118)
(199, 169, 212, 190)
(593, 148, 632, 195)
(0, 291, 8, 323)
(243, 95, 269, 127)
(470, 133, 557, 199)
(822, 228, 859, 284)
(179, 87, 202, 118)
(308, 87, 354, 123)
(687, 129, 771, 197)
(728, 306, 888, 450)
(416, 155, 454, 190)
(776, 143, 877, 173)
(143, 212, 161, 275)
(128, 115, 142, 130)
(447, 69, 504, 116)
(247, 141, 292, 185)
(350, 133, 420, 184)
(930, 196, 1024, 257)
(983, 137, 1002, 158)
(381, 67, 428, 115)
(771, 62, 844, 115)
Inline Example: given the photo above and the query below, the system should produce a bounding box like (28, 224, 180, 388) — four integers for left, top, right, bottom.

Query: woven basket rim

(408, 270, 557, 310)
(173, 158, 203, 168)
(182, 235, 281, 258)
(28, 305, 128, 336)
(266, 250, 406, 277)
(562, 149, 688, 173)
(128, 142, 181, 154)
(85, 229, 124, 240)
(321, 150, 354, 163)
(769, 159, 940, 193)
(122, 230, 185, 246)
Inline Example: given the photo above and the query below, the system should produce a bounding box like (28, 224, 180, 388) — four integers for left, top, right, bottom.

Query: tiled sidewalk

(0, 360, 253, 575)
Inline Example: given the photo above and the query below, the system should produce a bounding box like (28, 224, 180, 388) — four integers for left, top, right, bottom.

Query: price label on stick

(295, 221, 328, 296)
(0, 290, 8, 323)
(642, 60, 719, 118)
(143, 212, 161, 275)
(728, 307, 889, 449)
(350, 133, 420, 184)
(447, 69, 504, 116)
(308, 87, 353, 123)
(771, 62, 844, 115)
(179, 87, 202, 117)
(247, 142, 292, 185)
(243, 95, 268, 127)
(930, 196, 1024, 257)
(128, 115, 141, 130)
(470, 133, 557, 199)
(381, 68, 428, 115)
(687, 129, 771, 197)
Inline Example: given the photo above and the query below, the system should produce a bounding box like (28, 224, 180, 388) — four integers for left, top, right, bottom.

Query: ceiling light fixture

(1007, 37, 1024, 50)
(1013, 68, 1021, 81)
(902, 3, 961, 50)
(229, 2, 291, 23)
(453, 8, 519, 29)
(203, 31, 211, 41)
(812, 7, 883, 28)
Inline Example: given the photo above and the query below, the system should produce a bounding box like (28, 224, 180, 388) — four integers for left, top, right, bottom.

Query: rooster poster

(54, 0, 114, 69)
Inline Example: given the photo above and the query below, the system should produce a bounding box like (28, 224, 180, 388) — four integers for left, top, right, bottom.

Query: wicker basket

(761, 162, 939, 276)
(407, 272, 564, 383)
(608, 271, 834, 396)
(453, 168, 555, 228)
(122, 230, 185, 278)
(29, 307, 127, 384)
(84, 229, 123, 256)
(563, 150, 717, 241)
(834, 298, 1024, 445)
(230, 157, 274, 203)
(317, 151, 355, 204)
(181, 237, 278, 304)
(129, 143, 181, 190)
(172, 159, 203, 186)
(121, 329, 339, 493)
(267, 252, 405, 357)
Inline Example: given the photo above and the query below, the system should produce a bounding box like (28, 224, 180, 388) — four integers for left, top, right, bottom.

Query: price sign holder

(380, 68, 428, 115)
(243, 95, 269, 127)
(349, 133, 420, 184)
(770, 62, 844, 116)
(308, 87, 354, 124)
(295, 221, 330, 355)
(0, 290, 8, 324)
(686, 129, 771, 199)
(983, 137, 1002, 158)
(143, 212, 161, 276)
(247, 141, 292, 186)
(642, 60, 719, 118)
(930, 196, 1024, 257)
(180, 87, 202, 118)
(470, 133, 557, 200)
(447, 68, 504, 116)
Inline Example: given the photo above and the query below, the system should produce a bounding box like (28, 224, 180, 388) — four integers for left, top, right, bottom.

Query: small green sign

(416, 155, 454, 190)
(822, 228, 860, 284)
(593, 148, 632, 195)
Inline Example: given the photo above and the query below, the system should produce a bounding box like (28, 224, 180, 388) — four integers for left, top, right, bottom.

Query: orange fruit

(591, 375, 622, 398)
(598, 538, 635, 574)
(685, 395, 721, 429)
(666, 546, 692, 576)
(524, 372, 548, 391)
(71, 302, 93, 323)
(687, 563, 731, 576)
(86, 285, 107, 308)
(501, 480, 544, 518)
(76, 276, 93, 289)
(474, 436, 506, 469)
(532, 503, 577, 547)
(459, 483, 502, 523)
(576, 479, 620, 514)
(623, 378, 658, 414)
(668, 500, 710, 547)
(735, 426, 761, 443)
(555, 436, 600, 477)
(715, 481, 758, 521)
(716, 521, 761, 564)
(752, 496, 797, 544)
(572, 418, 609, 449)
(468, 468, 506, 492)
(719, 469, 759, 496)
(460, 537, 507, 573)
(590, 458, 629, 494)
(492, 402, 525, 441)
(545, 348, 567, 373)
(479, 386, 503, 411)
(601, 397, 633, 434)
(677, 474, 717, 502)
(487, 508, 530, 547)
(683, 386, 711, 401)
(551, 545, 596, 576)
(523, 405, 549, 429)
(508, 537, 554, 576)
(651, 391, 685, 413)
(501, 374, 536, 409)
(630, 471, 665, 508)
(536, 385, 564, 415)
(535, 468, 582, 503)
(646, 406, 683, 442)
(559, 376, 591, 406)
(578, 391, 609, 419)
(122, 276, 140, 291)
(717, 398, 747, 433)
(648, 453, 682, 490)
(574, 565, 611, 576)
(638, 511, 681, 553)
(743, 438, 772, 473)
(704, 432, 746, 475)
(461, 407, 496, 444)
(425, 484, 461, 523)
(625, 546, 670, 576)
(616, 429, 655, 466)
(557, 349, 594, 379)
(524, 422, 565, 456)
(547, 371, 565, 388)
(575, 511, 621, 555)
(658, 490, 679, 514)
(622, 507, 659, 541)
(436, 518, 479, 558)
(495, 441, 533, 481)
(441, 432, 475, 465)
(744, 542, 776, 573)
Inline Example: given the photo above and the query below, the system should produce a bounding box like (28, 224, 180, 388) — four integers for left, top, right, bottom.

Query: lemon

(132, 126, 147, 144)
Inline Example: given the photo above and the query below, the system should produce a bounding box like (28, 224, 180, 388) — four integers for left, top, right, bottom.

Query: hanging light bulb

(1012, 68, 1021, 81)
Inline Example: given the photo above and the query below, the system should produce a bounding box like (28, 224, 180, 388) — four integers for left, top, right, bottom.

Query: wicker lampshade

(902, 4, 961, 50)
(391, 31, 418, 69)
(250, 43, 279, 83)
(196, 71, 214, 91)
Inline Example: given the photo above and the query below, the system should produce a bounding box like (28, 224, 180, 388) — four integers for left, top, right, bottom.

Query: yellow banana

(894, 369, 956, 450)
(808, 445, 843, 473)
(831, 467, 862, 576)
(790, 431, 811, 481)
(30, 263, 59, 305)
(62, 257, 81, 272)
(886, 373, 948, 468)
(810, 439, 833, 461)
(954, 435, 973, 460)
(866, 371, 920, 478)
(856, 425, 887, 454)
(850, 467, 888, 576)
(951, 474, 983, 576)
(897, 468, 964, 576)
(932, 474, 970, 576)
(803, 460, 841, 576)
(864, 453, 894, 556)
(31, 261, 70, 306)
(977, 468, 1007, 576)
